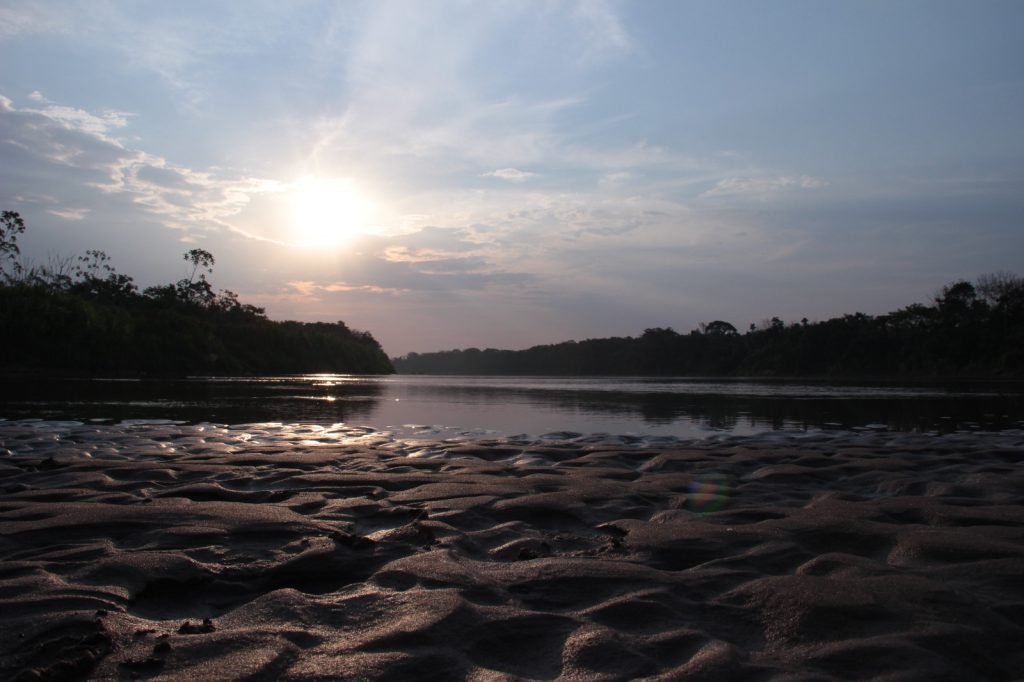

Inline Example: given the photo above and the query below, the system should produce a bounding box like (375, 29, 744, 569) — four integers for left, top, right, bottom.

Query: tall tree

(0, 211, 25, 279)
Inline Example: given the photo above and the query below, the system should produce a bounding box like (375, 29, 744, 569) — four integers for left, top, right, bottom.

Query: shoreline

(5, 417, 1024, 455)
(6, 370, 1024, 383)
(2, 424, 1023, 679)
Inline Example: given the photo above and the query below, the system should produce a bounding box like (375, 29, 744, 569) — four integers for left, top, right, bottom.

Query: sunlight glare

(289, 177, 373, 248)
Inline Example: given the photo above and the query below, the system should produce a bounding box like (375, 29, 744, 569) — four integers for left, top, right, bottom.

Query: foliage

(0, 211, 393, 376)
(175, 248, 216, 306)
(395, 274, 1024, 378)
(1, 211, 26, 279)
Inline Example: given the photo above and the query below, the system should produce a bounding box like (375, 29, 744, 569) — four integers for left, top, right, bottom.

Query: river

(3, 374, 1023, 441)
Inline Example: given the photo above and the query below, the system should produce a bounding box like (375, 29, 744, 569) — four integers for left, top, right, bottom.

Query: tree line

(393, 274, 1024, 377)
(0, 211, 393, 375)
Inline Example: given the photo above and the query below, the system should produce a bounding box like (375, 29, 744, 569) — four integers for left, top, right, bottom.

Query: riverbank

(1, 422, 1023, 680)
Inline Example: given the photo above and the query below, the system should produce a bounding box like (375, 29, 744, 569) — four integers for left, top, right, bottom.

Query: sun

(289, 176, 373, 248)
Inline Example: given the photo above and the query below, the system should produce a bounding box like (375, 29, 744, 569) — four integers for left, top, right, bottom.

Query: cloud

(599, 171, 632, 188)
(292, 0, 828, 270)
(30, 103, 131, 137)
(700, 174, 830, 199)
(1, 86, 836, 325)
(0, 3, 70, 38)
(0, 92, 283, 240)
(287, 280, 404, 298)
(4, 90, 130, 139)
(572, 0, 633, 59)
(257, 224, 536, 302)
(47, 207, 89, 221)
(290, 256, 531, 296)
(483, 168, 536, 182)
(1, 2, 321, 106)
(313, 1, 642, 176)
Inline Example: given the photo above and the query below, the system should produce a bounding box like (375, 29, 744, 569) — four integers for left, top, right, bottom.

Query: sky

(1, 0, 1022, 357)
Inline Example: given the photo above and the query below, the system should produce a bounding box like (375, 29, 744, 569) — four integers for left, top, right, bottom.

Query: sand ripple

(1, 421, 1023, 680)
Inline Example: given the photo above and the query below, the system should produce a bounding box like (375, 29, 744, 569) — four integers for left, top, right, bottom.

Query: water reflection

(389, 377, 1024, 434)
(0, 376, 384, 425)
(1, 375, 1023, 438)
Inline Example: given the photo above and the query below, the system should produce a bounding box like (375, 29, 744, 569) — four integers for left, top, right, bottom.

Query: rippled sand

(1, 421, 1023, 680)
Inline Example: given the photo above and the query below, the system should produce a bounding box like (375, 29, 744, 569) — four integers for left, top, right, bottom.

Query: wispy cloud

(1, 1, 317, 104)
(1, 93, 279, 238)
(572, 0, 633, 61)
(700, 174, 830, 199)
(47, 207, 89, 221)
(0, 3, 70, 38)
(483, 168, 537, 182)
(287, 280, 406, 298)
(298, 1, 782, 250)
(315, 2, 641, 176)
(23, 92, 133, 137)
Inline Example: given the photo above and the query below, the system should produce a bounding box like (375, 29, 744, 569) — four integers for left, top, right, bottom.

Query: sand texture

(1, 422, 1023, 681)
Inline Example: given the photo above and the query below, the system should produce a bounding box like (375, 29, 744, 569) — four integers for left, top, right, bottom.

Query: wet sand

(1, 421, 1023, 680)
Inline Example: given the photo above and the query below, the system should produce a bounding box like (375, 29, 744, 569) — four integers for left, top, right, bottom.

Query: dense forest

(394, 273, 1024, 378)
(0, 211, 393, 376)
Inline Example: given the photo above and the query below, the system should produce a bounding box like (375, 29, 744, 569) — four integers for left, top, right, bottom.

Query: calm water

(2, 375, 1024, 440)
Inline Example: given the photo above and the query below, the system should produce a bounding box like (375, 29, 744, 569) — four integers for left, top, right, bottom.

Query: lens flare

(686, 473, 731, 513)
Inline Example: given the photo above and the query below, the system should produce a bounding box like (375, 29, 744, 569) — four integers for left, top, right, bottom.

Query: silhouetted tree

(1, 210, 25, 279)
(70, 250, 137, 301)
(177, 248, 216, 306)
(934, 281, 982, 325)
(703, 320, 738, 336)
(977, 271, 1024, 307)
